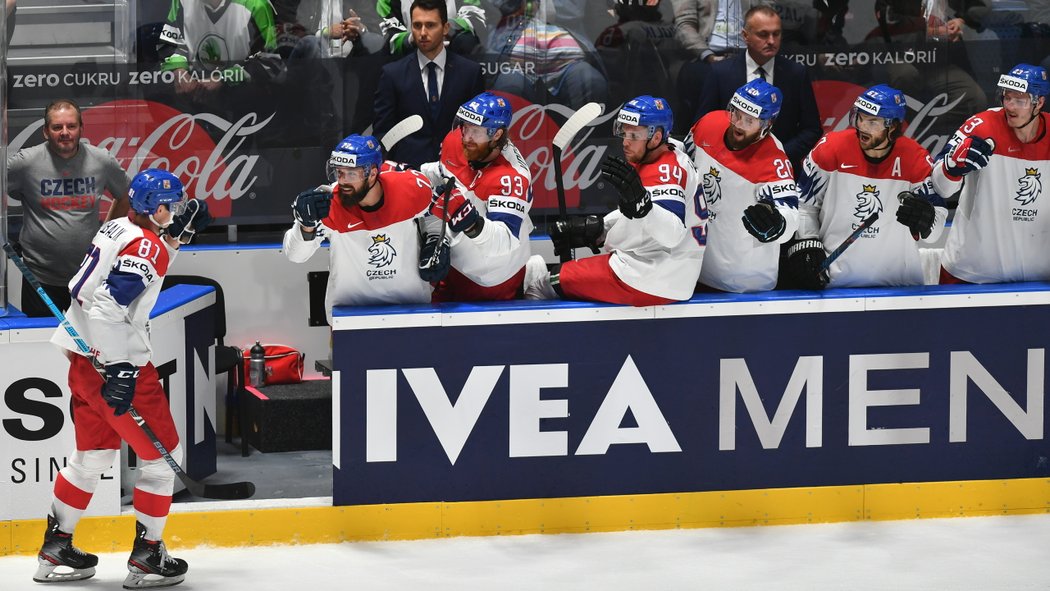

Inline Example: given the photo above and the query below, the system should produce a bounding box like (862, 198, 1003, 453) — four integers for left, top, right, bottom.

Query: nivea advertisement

(331, 289, 1050, 506)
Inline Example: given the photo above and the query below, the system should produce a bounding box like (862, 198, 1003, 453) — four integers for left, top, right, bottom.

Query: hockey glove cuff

(785, 239, 829, 290)
(418, 233, 451, 283)
(943, 135, 993, 178)
(167, 199, 213, 244)
(550, 216, 604, 258)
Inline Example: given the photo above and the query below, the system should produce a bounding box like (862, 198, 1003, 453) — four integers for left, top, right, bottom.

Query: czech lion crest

(368, 234, 397, 268)
(855, 184, 883, 220)
(702, 167, 722, 204)
(1016, 168, 1042, 206)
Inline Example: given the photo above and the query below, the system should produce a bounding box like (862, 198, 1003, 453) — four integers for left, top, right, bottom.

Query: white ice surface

(3, 513, 1050, 590)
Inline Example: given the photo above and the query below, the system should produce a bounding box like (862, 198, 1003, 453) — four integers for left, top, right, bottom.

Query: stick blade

(380, 115, 424, 151)
(552, 103, 603, 151)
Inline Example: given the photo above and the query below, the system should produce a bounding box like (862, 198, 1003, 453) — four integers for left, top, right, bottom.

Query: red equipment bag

(242, 344, 305, 386)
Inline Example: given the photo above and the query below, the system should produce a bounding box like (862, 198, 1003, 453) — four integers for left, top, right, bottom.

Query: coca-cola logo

(495, 92, 617, 210)
(10, 99, 274, 218)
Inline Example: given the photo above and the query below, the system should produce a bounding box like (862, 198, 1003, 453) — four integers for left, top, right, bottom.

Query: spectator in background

(693, 5, 821, 171)
(374, 0, 484, 168)
(7, 99, 131, 317)
(158, 0, 284, 101)
(378, 0, 486, 56)
(487, 0, 609, 110)
(864, 0, 988, 137)
(596, 0, 681, 105)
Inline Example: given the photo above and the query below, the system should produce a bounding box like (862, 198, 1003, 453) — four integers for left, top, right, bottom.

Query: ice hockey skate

(33, 514, 98, 583)
(123, 521, 188, 589)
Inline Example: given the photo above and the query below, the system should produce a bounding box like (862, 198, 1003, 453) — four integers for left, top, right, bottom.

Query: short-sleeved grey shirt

(8, 140, 131, 286)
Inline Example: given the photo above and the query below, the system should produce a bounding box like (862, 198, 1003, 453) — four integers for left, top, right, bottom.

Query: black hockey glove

(418, 233, 450, 283)
(292, 188, 332, 228)
(895, 191, 936, 240)
(550, 216, 604, 259)
(742, 201, 786, 243)
(101, 362, 140, 416)
(601, 156, 652, 219)
(942, 135, 993, 178)
(167, 199, 213, 244)
(785, 239, 829, 290)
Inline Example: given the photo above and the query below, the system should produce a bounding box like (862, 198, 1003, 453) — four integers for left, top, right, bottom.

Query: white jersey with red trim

(602, 141, 704, 301)
(284, 167, 435, 315)
(932, 108, 1050, 283)
(797, 130, 946, 287)
(51, 217, 176, 366)
(686, 110, 800, 293)
(432, 131, 534, 287)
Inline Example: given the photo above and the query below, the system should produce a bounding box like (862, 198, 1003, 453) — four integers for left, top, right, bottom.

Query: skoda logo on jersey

(1016, 168, 1042, 206)
(855, 184, 883, 220)
(618, 110, 641, 126)
(999, 75, 1029, 93)
(195, 34, 227, 70)
(702, 167, 723, 204)
(729, 94, 762, 119)
(457, 106, 485, 126)
(368, 234, 397, 268)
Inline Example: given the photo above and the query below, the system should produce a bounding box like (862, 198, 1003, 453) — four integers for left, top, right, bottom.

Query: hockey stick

(3, 242, 256, 500)
(552, 102, 603, 263)
(817, 211, 879, 273)
(380, 114, 423, 151)
(423, 179, 455, 270)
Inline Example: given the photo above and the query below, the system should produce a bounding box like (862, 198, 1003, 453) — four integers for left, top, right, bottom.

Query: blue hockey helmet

(328, 134, 382, 181)
(614, 95, 673, 143)
(129, 168, 184, 215)
(852, 84, 906, 124)
(455, 92, 513, 138)
(729, 79, 783, 123)
(998, 63, 1050, 100)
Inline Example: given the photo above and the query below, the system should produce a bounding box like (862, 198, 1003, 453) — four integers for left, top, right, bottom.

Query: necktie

(426, 62, 440, 120)
(756, 66, 767, 82)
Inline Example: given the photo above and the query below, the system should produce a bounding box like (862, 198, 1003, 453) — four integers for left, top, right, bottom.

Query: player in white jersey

(788, 84, 948, 289)
(283, 135, 442, 321)
(420, 92, 534, 301)
(523, 95, 705, 305)
(37, 169, 211, 588)
(686, 79, 800, 293)
(931, 63, 1050, 284)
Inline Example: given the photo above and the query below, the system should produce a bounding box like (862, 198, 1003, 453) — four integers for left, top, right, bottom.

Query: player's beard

(856, 127, 891, 153)
(463, 139, 497, 167)
(725, 125, 760, 151)
(339, 181, 370, 208)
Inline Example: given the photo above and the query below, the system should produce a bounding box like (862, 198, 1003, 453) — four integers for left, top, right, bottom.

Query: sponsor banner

(6, 45, 1009, 222)
(0, 288, 216, 519)
(332, 297, 1050, 506)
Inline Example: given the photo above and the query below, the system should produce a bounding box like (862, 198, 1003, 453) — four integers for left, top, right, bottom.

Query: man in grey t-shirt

(8, 99, 131, 317)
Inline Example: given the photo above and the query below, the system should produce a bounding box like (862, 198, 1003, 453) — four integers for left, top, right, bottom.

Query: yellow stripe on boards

(3, 478, 1049, 556)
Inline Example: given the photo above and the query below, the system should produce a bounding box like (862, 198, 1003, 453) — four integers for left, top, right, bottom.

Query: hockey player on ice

(787, 84, 947, 289)
(932, 63, 1050, 284)
(686, 78, 800, 293)
(283, 135, 444, 320)
(420, 92, 534, 301)
(522, 95, 705, 305)
(36, 169, 212, 588)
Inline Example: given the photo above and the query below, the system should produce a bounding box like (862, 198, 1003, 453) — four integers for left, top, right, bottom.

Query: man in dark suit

(694, 6, 821, 170)
(373, 0, 484, 169)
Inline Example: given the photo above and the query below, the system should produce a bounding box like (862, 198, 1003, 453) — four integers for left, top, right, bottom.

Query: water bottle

(249, 341, 266, 388)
